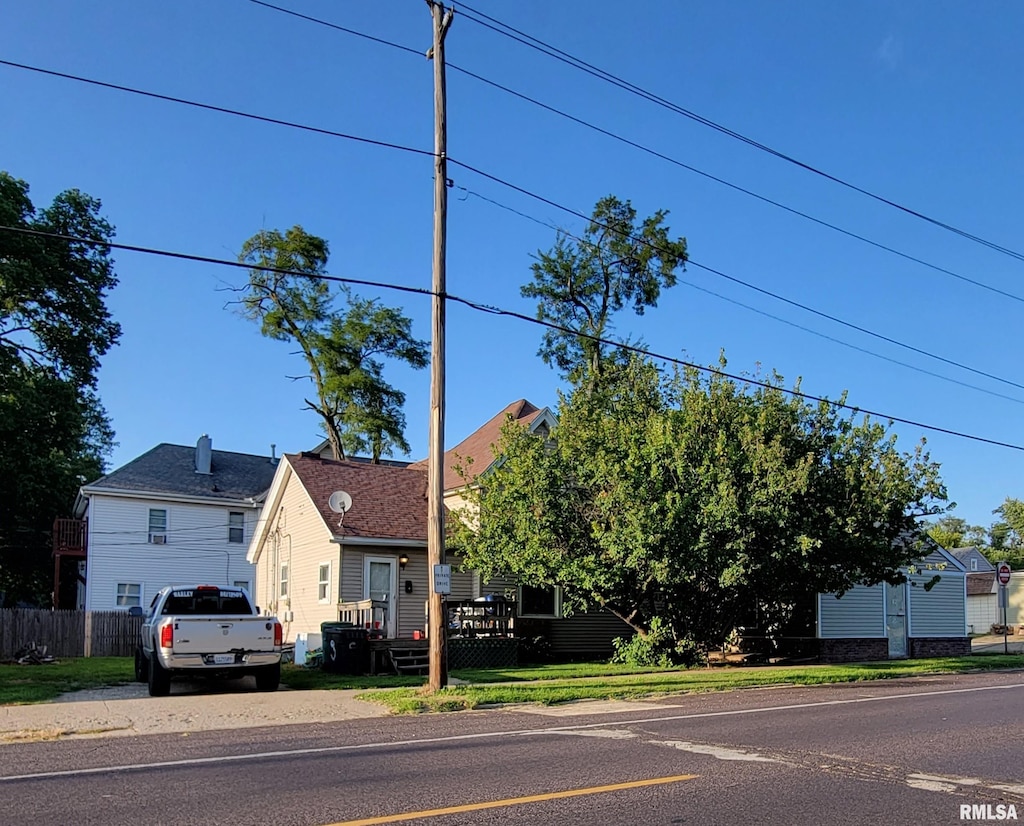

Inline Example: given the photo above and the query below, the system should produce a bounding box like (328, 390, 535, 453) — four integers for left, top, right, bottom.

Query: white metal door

(364, 557, 397, 637)
(885, 582, 908, 658)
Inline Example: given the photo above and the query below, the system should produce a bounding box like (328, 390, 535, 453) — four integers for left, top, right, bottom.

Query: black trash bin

(321, 622, 370, 675)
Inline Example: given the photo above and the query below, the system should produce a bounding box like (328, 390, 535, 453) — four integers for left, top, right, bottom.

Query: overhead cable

(2, 222, 1021, 452)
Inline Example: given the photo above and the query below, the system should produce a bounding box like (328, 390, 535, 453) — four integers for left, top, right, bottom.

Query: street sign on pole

(997, 561, 1012, 586)
(433, 564, 451, 595)
(996, 561, 1012, 654)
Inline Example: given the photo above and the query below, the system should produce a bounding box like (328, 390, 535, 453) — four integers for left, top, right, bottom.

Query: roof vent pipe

(270, 444, 277, 465)
(195, 434, 213, 475)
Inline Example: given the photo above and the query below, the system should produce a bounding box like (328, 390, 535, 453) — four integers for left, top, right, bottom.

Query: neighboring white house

(74, 435, 278, 611)
(951, 547, 999, 634)
(817, 541, 969, 661)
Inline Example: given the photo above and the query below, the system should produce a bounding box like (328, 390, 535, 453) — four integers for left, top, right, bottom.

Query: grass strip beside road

(360, 655, 1024, 714)
(3, 653, 1021, 708)
(0, 659, 427, 704)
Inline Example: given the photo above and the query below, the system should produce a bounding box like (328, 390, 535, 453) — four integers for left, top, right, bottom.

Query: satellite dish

(328, 490, 353, 514)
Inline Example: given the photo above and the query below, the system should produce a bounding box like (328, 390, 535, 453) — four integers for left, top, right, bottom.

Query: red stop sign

(997, 562, 1012, 586)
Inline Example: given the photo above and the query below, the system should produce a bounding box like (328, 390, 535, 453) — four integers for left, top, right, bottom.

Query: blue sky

(2, 1, 1022, 533)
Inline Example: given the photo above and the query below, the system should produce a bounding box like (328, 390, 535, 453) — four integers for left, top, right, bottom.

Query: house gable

(410, 399, 555, 493)
(951, 546, 994, 574)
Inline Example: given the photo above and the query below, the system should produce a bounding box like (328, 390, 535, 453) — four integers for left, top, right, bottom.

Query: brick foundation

(818, 638, 888, 663)
(907, 637, 971, 658)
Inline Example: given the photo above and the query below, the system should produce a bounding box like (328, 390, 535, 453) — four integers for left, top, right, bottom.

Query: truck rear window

(162, 589, 252, 615)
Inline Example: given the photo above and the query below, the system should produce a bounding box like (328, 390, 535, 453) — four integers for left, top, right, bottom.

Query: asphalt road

(3, 670, 1024, 826)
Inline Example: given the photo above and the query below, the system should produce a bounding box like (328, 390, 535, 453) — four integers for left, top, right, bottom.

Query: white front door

(885, 582, 908, 658)
(364, 557, 397, 638)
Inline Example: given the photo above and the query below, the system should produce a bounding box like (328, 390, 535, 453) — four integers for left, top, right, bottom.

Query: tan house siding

(1009, 572, 1024, 625)
(259, 467, 335, 643)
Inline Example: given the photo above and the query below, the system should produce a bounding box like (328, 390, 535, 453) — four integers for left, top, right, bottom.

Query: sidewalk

(0, 678, 389, 742)
(971, 633, 1024, 654)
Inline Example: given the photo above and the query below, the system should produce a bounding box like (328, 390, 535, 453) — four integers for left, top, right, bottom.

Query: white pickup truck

(135, 584, 283, 696)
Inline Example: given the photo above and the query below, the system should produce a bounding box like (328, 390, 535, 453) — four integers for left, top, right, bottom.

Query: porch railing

(52, 517, 87, 555)
(338, 598, 389, 636)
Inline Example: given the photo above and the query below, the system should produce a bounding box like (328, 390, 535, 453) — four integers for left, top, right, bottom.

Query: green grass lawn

(0, 657, 134, 705)
(3, 653, 1021, 710)
(362, 654, 1024, 714)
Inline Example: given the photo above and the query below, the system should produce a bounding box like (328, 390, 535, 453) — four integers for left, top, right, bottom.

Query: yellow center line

(324, 774, 699, 826)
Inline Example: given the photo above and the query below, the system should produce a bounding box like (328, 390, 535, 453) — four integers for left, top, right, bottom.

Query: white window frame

(148, 508, 168, 544)
(116, 582, 142, 608)
(318, 561, 332, 604)
(233, 580, 250, 593)
(279, 563, 289, 599)
(971, 558, 978, 572)
(228, 511, 245, 544)
(517, 584, 562, 619)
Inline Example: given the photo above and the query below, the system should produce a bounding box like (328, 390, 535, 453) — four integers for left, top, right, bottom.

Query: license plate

(213, 654, 235, 665)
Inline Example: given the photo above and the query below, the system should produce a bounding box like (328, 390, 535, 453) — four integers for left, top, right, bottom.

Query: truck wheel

(134, 647, 149, 682)
(255, 663, 280, 692)
(147, 650, 171, 697)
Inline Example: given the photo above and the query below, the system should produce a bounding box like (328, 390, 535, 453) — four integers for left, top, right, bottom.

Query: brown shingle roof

(286, 453, 431, 542)
(967, 572, 996, 596)
(410, 399, 544, 490)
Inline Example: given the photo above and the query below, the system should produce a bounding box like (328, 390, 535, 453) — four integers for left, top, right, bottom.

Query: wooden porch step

(388, 650, 429, 675)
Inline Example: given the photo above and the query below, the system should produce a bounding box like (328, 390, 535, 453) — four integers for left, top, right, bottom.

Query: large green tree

(925, 515, 986, 551)
(239, 226, 427, 462)
(522, 196, 687, 383)
(0, 172, 118, 605)
(984, 498, 1024, 568)
(453, 356, 947, 660)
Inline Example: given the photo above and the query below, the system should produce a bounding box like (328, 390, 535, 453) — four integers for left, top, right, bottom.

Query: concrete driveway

(0, 676, 389, 743)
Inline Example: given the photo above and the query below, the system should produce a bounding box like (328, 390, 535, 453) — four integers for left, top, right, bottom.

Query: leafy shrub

(517, 635, 554, 664)
(610, 618, 704, 668)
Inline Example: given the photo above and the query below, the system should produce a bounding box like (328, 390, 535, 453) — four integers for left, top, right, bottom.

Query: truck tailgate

(168, 616, 277, 654)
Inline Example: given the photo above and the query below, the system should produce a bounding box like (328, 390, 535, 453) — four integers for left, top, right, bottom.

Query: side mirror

(127, 606, 144, 617)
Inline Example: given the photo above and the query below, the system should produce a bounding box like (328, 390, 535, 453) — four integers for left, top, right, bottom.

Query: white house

(73, 435, 278, 611)
(951, 547, 999, 634)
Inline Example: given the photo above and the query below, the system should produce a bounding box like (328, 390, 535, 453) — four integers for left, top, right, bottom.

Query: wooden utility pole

(426, 0, 454, 693)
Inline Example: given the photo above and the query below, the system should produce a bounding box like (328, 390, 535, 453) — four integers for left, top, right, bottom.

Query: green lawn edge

(357, 655, 1024, 714)
(3, 654, 1020, 709)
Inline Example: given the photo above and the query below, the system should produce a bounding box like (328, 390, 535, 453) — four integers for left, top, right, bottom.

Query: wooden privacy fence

(0, 609, 143, 659)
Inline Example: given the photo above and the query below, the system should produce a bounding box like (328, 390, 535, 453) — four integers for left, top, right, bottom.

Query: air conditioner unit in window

(149, 534, 167, 544)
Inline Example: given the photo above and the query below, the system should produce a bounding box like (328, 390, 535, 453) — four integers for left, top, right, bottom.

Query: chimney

(195, 434, 212, 475)
(270, 443, 278, 465)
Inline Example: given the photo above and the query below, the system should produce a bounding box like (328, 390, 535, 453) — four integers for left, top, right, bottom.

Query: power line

(448, 159, 1024, 394)
(445, 65, 1024, 306)
(2, 222, 1021, 452)
(242, 0, 1024, 305)
(454, 185, 1024, 406)
(456, 3, 1024, 264)
(6, 50, 1021, 374)
(247, 0, 423, 58)
(0, 58, 434, 159)
(2, 48, 1018, 399)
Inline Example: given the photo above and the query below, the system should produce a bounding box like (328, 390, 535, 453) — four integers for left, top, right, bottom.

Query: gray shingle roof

(951, 546, 995, 572)
(86, 444, 278, 501)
